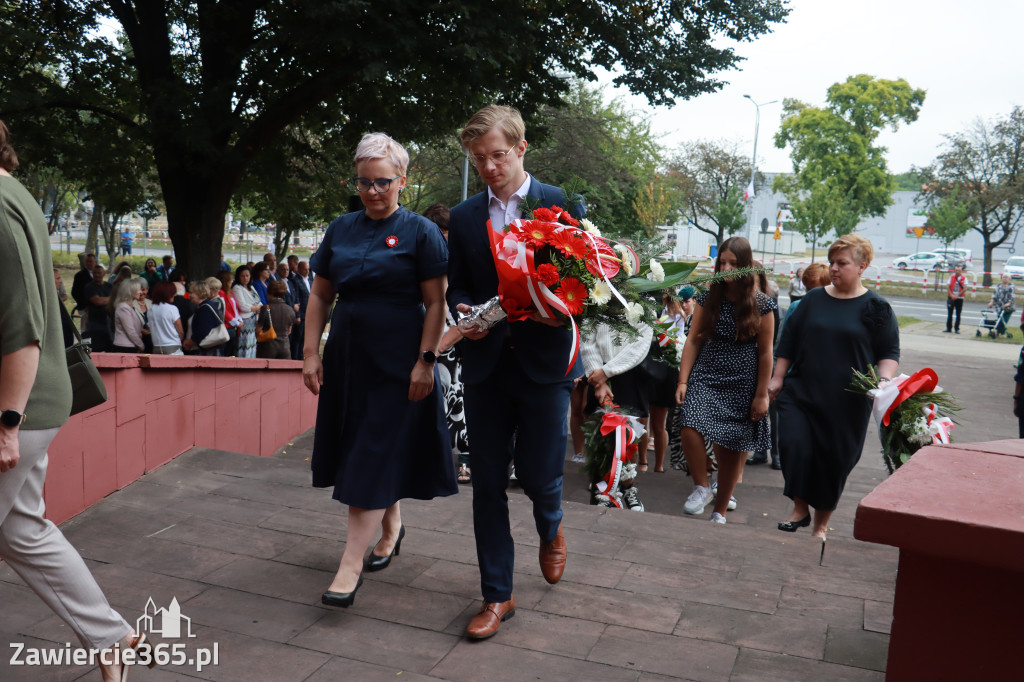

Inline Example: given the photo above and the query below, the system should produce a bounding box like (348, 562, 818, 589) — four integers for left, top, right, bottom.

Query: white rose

(581, 218, 601, 236)
(646, 259, 665, 282)
(590, 280, 612, 305)
(625, 301, 643, 327)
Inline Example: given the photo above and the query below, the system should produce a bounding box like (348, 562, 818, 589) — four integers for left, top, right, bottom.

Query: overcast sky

(602, 0, 1024, 175)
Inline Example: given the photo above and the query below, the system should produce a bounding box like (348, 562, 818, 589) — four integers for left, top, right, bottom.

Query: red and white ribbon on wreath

(594, 412, 634, 509)
(925, 402, 955, 444)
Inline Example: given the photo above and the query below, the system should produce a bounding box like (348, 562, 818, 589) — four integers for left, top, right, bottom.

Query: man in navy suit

(287, 255, 309, 360)
(447, 105, 582, 640)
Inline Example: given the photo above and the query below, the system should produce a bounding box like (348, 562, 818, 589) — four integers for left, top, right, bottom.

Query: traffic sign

(773, 227, 781, 240)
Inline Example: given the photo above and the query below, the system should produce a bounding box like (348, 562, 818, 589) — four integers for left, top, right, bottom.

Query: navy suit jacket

(447, 178, 584, 385)
(288, 272, 309, 318)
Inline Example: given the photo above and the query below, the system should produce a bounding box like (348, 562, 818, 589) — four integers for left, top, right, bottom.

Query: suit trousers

(0, 427, 130, 650)
(463, 345, 572, 603)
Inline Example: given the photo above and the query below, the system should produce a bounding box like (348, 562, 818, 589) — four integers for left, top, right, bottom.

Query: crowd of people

(2, 103, 907, 679)
(68, 250, 313, 360)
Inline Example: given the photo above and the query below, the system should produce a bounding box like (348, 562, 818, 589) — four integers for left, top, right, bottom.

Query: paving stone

(181, 586, 327, 643)
(270, 536, 347, 574)
(587, 624, 738, 681)
(136, 464, 241, 493)
(166, 494, 284, 527)
(863, 600, 892, 635)
(535, 579, 685, 634)
(730, 647, 884, 682)
(623, 563, 781, 615)
(672, 602, 826, 659)
(824, 625, 889, 672)
(0, 633, 95, 681)
(103, 480, 206, 510)
(210, 479, 338, 513)
(456, 607, 607, 659)
(201, 556, 332, 605)
(341, 580, 473, 631)
(0, 582, 55, 635)
(79, 535, 239, 582)
(290, 611, 459, 673)
(151, 516, 306, 559)
(303, 656, 443, 682)
(257, 507, 346, 540)
(775, 586, 869, 629)
(430, 640, 639, 682)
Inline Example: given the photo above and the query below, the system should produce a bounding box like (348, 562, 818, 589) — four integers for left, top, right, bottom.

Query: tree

(921, 107, 1024, 285)
(927, 188, 973, 249)
(774, 179, 857, 262)
(773, 74, 926, 247)
(2, 1, 789, 277)
(666, 139, 759, 245)
(633, 178, 674, 237)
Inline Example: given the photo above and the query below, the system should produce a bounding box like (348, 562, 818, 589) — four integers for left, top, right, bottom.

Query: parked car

(930, 249, 967, 268)
(1003, 256, 1024, 279)
(893, 252, 948, 271)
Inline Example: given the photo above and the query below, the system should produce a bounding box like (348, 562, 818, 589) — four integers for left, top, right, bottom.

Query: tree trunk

(85, 210, 100, 257)
(161, 170, 236, 282)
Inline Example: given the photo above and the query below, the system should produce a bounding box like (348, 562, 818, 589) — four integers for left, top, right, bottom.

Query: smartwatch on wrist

(420, 350, 437, 364)
(0, 409, 26, 428)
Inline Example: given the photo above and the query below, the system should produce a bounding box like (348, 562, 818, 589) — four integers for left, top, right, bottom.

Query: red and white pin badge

(385, 235, 398, 248)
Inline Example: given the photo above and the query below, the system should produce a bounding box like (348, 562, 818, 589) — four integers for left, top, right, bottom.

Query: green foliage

(920, 106, 1024, 285)
(927, 188, 972, 247)
(774, 75, 926, 244)
(1, 1, 789, 277)
(773, 175, 858, 262)
(666, 139, 758, 245)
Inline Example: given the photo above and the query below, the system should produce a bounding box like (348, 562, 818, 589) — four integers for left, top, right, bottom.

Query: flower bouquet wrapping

(456, 205, 704, 372)
(848, 365, 960, 474)
(581, 401, 646, 508)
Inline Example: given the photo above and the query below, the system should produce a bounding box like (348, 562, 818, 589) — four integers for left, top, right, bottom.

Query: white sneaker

(623, 486, 645, 512)
(509, 465, 517, 482)
(683, 485, 713, 515)
(711, 482, 738, 511)
(570, 452, 586, 463)
(709, 512, 727, 524)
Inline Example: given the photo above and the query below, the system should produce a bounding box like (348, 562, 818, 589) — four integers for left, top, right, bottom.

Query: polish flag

(743, 180, 755, 201)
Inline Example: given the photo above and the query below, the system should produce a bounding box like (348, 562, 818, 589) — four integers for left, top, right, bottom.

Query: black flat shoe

(777, 514, 811, 532)
(322, 576, 363, 608)
(365, 525, 405, 572)
(746, 452, 768, 465)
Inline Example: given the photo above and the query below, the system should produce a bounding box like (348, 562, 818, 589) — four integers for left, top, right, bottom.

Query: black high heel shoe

(322, 575, 363, 608)
(365, 525, 405, 572)
(777, 514, 811, 532)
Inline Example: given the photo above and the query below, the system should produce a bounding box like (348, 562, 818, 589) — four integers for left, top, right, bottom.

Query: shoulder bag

(59, 304, 108, 415)
(256, 304, 277, 343)
(198, 299, 230, 348)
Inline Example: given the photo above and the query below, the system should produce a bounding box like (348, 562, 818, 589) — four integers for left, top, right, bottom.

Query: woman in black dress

(302, 133, 455, 608)
(769, 234, 900, 540)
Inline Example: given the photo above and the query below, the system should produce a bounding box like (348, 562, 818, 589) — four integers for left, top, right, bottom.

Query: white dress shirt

(487, 173, 532, 232)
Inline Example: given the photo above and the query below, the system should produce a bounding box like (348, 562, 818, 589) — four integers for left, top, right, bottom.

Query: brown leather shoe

(465, 598, 516, 640)
(539, 524, 566, 584)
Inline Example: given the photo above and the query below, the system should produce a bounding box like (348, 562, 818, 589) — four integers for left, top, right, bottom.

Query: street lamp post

(743, 94, 777, 254)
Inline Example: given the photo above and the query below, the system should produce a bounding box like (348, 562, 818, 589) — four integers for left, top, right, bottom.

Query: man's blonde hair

(460, 105, 525, 152)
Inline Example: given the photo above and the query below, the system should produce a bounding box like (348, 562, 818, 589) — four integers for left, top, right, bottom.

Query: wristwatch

(0, 409, 26, 428)
(420, 350, 438, 364)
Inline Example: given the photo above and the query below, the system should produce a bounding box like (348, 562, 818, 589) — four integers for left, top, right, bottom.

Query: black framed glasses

(470, 144, 518, 167)
(350, 176, 401, 193)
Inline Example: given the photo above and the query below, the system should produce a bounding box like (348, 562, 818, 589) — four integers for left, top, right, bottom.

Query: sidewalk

(1, 340, 1016, 681)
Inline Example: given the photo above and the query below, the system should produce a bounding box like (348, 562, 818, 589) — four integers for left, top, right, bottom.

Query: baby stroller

(976, 308, 1014, 338)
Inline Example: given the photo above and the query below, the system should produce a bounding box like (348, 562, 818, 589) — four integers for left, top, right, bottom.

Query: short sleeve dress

(775, 287, 900, 510)
(309, 206, 457, 508)
(680, 290, 777, 452)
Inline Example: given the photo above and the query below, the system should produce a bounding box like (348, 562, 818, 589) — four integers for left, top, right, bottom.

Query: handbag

(60, 304, 108, 415)
(198, 300, 230, 348)
(256, 304, 277, 343)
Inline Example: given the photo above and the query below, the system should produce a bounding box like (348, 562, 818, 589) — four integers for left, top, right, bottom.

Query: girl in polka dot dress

(674, 237, 776, 523)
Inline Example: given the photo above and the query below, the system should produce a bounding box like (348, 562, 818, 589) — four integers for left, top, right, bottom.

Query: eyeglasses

(470, 144, 519, 167)
(350, 176, 401, 193)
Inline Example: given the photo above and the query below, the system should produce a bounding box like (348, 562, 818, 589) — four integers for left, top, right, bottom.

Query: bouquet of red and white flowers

(581, 401, 646, 508)
(457, 205, 701, 370)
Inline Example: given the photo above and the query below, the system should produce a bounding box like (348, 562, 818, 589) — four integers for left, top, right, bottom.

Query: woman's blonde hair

(354, 133, 409, 175)
(205, 276, 222, 294)
(189, 280, 211, 301)
(828, 234, 874, 266)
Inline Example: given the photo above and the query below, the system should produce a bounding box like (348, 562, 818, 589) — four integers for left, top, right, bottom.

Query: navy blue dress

(309, 207, 457, 508)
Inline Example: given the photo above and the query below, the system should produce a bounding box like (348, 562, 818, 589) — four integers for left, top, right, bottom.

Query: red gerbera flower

(521, 220, 554, 248)
(548, 229, 587, 259)
(532, 207, 558, 223)
(534, 263, 560, 287)
(555, 277, 587, 315)
(562, 214, 580, 227)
